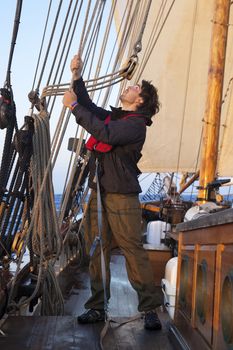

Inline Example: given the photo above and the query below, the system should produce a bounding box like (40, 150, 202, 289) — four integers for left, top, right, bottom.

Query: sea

(54, 193, 233, 210)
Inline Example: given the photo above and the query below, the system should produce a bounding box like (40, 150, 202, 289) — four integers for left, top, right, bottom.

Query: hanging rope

(7, 110, 64, 315)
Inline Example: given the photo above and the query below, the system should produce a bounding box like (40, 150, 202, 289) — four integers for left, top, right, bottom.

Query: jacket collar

(110, 106, 152, 126)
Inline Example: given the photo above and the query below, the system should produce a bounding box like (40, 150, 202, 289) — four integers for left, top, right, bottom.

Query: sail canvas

(116, 0, 233, 176)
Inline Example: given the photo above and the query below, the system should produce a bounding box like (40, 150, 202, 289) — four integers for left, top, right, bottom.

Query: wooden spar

(198, 0, 231, 202)
(179, 171, 200, 195)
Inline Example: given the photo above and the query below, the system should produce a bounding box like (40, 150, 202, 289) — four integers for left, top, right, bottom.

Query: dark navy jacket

(72, 78, 152, 194)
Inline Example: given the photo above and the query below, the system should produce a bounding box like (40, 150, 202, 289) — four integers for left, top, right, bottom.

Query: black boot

(144, 310, 162, 330)
(77, 309, 105, 324)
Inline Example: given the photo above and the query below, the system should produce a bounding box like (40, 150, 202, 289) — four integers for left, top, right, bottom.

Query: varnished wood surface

(176, 208, 233, 232)
(0, 255, 174, 349)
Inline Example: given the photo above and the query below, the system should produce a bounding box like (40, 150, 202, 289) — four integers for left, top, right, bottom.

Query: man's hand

(63, 90, 77, 109)
(71, 54, 83, 80)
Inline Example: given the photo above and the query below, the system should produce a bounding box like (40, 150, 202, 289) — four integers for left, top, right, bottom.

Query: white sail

(116, 0, 233, 176)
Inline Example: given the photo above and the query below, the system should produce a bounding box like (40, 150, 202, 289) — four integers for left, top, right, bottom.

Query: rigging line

(134, 0, 169, 82)
(61, 3, 110, 210)
(99, 0, 138, 107)
(127, 0, 145, 55)
(61, 3, 106, 196)
(83, 1, 107, 82)
(115, 0, 165, 102)
(43, 75, 126, 97)
(92, 2, 132, 86)
(132, 0, 161, 58)
(4, 0, 23, 88)
(50, 3, 116, 189)
(81, 0, 105, 76)
(49, 4, 87, 163)
(48, 0, 85, 162)
(132, 0, 152, 56)
(189, 128, 203, 201)
(43, 2, 138, 99)
(47, 0, 83, 124)
(60, 126, 80, 206)
(139, 172, 153, 183)
(77, 0, 93, 55)
(135, 0, 176, 81)
(222, 77, 233, 104)
(58, 129, 86, 226)
(49, 2, 101, 180)
(35, 0, 63, 92)
(48, 0, 84, 127)
(101, 0, 138, 106)
(175, 0, 198, 175)
(133, 0, 167, 83)
(118, 1, 140, 62)
(46, 0, 75, 87)
(218, 42, 233, 167)
(46, 0, 82, 109)
(218, 85, 233, 172)
(46, 65, 128, 87)
(31, 0, 53, 91)
(95, 0, 126, 105)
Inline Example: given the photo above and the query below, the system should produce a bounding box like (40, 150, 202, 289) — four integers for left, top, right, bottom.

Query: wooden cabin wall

(173, 220, 233, 350)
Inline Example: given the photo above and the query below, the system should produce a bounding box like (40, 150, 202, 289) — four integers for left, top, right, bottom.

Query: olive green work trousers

(83, 191, 161, 312)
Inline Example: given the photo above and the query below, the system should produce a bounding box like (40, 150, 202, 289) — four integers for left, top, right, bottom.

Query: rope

(4, 0, 23, 88)
(46, 0, 84, 111)
(36, 0, 63, 92)
(175, 0, 198, 174)
(46, 0, 75, 88)
(31, 0, 53, 92)
(135, 0, 176, 82)
(7, 111, 64, 315)
(41, 0, 150, 99)
(132, 0, 152, 56)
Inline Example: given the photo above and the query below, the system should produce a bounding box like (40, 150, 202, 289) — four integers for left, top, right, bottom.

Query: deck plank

(0, 254, 174, 349)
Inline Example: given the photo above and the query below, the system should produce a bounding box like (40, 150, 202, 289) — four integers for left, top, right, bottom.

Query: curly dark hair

(138, 80, 160, 117)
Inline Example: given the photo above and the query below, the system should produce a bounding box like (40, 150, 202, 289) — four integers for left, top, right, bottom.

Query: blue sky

(0, 1, 52, 124)
(0, 1, 69, 193)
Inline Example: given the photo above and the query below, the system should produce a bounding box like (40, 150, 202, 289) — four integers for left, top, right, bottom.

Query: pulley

(0, 88, 13, 129)
(11, 226, 28, 256)
(121, 55, 139, 80)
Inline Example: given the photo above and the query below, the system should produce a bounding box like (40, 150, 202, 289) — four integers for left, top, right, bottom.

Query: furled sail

(116, 0, 233, 177)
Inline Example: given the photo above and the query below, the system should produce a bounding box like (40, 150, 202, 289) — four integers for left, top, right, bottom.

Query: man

(62, 54, 161, 330)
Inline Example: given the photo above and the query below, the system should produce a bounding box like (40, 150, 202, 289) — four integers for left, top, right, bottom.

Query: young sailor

(62, 54, 161, 330)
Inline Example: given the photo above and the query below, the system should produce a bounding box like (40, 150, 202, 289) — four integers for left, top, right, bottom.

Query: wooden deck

(0, 255, 175, 349)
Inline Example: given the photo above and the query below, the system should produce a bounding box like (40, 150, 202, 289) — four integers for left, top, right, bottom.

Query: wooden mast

(198, 0, 231, 202)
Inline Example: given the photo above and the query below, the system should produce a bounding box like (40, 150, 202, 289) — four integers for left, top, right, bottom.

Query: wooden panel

(177, 249, 194, 320)
(194, 246, 216, 346)
(174, 311, 211, 350)
(174, 220, 233, 350)
(214, 245, 233, 350)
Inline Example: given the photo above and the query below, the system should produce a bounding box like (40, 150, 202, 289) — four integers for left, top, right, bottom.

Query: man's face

(120, 84, 142, 104)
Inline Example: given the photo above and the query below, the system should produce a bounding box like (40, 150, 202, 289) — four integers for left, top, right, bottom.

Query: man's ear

(136, 97, 143, 107)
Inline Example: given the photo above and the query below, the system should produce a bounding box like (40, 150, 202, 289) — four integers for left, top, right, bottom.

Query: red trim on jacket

(85, 113, 143, 153)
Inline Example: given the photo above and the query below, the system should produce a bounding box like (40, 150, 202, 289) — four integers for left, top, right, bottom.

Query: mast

(198, 0, 231, 202)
